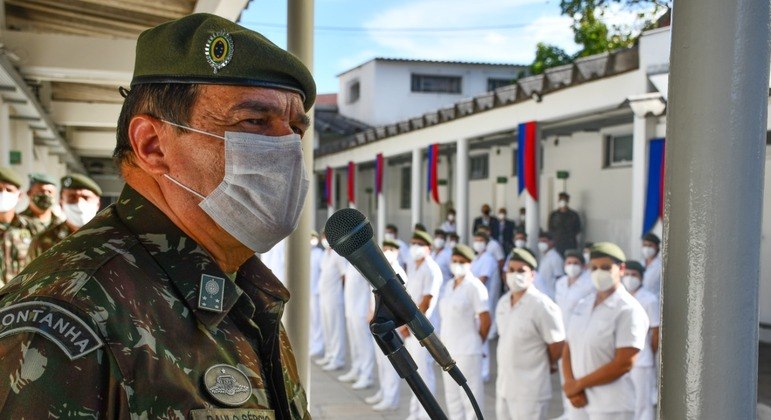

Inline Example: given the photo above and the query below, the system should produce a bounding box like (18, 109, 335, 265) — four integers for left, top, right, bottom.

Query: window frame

(410, 73, 462, 94)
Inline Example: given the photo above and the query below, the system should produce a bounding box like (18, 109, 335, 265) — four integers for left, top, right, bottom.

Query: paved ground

(307, 339, 771, 419)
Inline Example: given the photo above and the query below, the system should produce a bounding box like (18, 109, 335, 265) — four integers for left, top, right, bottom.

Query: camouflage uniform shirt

(29, 220, 74, 259)
(0, 214, 34, 286)
(19, 207, 64, 236)
(0, 185, 310, 419)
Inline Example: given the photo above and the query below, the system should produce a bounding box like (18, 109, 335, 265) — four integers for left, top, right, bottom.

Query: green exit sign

(9, 151, 21, 165)
(556, 170, 570, 180)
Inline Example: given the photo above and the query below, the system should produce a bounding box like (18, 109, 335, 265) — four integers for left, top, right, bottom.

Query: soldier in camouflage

(30, 173, 103, 258)
(0, 13, 315, 419)
(0, 166, 34, 286)
(19, 172, 63, 236)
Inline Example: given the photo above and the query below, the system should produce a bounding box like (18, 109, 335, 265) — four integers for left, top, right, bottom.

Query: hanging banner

(347, 161, 356, 205)
(643, 138, 666, 235)
(426, 144, 440, 203)
(324, 166, 333, 206)
(517, 121, 539, 201)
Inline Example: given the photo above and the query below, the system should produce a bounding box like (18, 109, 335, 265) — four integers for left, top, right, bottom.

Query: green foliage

(531, 43, 572, 75)
(559, 0, 670, 18)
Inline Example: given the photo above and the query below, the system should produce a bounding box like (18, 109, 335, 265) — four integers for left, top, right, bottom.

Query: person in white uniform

(496, 248, 565, 420)
(365, 239, 405, 412)
(260, 237, 286, 283)
(621, 261, 660, 420)
(432, 229, 453, 282)
(471, 230, 502, 382)
(640, 233, 662, 295)
(535, 231, 564, 301)
(310, 231, 325, 358)
(555, 249, 595, 417)
(385, 223, 410, 270)
(403, 230, 443, 420)
(439, 244, 491, 420)
(440, 208, 457, 233)
(315, 232, 349, 371)
(476, 224, 505, 267)
(338, 263, 376, 389)
(562, 242, 650, 420)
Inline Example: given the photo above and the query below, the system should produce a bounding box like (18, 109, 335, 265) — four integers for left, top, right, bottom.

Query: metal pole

(456, 138, 469, 242)
(411, 148, 422, 228)
(661, 0, 770, 418)
(286, 0, 314, 394)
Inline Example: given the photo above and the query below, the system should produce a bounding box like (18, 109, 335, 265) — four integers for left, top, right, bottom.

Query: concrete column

(629, 114, 656, 259)
(410, 148, 422, 228)
(377, 160, 387, 244)
(0, 98, 11, 166)
(455, 138, 469, 242)
(285, 0, 314, 394)
(661, 0, 770, 418)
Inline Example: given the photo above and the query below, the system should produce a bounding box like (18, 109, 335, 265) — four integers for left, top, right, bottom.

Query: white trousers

(374, 337, 401, 406)
(310, 292, 324, 356)
(495, 397, 548, 420)
(481, 339, 490, 380)
(405, 335, 436, 420)
(584, 412, 635, 420)
(345, 314, 375, 382)
(630, 366, 656, 420)
(319, 289, 346, 367)
(443, 353, 483, 420)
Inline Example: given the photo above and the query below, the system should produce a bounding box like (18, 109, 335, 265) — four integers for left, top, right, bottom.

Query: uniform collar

(115, 185, 289, 329)
(595, 285, 624, 309)
(0, 213, 29, 231)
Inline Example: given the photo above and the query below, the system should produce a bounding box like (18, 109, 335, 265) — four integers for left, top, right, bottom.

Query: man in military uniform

(19, 172, 62, 235)
(30, 173, 102, 257)
(0, 14, 314, 419)
(0, 167, 33, 286)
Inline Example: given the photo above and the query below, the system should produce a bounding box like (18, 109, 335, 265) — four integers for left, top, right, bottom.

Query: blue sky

(240, 0, 646, 94)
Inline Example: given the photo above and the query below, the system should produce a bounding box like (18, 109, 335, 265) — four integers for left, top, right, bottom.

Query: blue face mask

(162, 121, 309, 253)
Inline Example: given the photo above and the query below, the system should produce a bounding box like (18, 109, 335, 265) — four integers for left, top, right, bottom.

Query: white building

(313, 27, 771, 344)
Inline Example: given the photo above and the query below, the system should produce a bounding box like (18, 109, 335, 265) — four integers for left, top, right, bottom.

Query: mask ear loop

(163, 174, 206, 200)
(160, 120, 225, 140)
(158, 119, 223, 200)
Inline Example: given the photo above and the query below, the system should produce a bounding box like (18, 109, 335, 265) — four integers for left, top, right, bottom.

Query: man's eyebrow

(230, 100, 310, 127)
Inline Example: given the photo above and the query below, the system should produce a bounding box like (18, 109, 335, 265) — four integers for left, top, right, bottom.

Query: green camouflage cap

(590, 242, 626, 263)
(510, 247, 538, 269)
(28, 172, 57, 186)
(0, 166, 23, 188)
(61, 174, 103, 196)
(452, 244, 475, 262)
(382, 238, 400, 249)
(131, 13, 316, 111)
(624, 260, 646, 275)
(411, 230, 433, 246)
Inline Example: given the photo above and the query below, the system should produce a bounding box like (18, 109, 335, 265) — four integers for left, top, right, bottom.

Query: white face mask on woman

(472, 241, 487, 254)
(450, 262, 470, 279)
(621, 275, 641, 292)
(564, 263, 583, 279)
(506, 272, 531, 292)
(591, 269, 615, 292)
(410, 244, 428, 261)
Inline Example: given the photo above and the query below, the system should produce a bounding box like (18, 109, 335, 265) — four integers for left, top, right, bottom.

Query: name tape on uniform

(0, 301, 103, 360)
(189, 408, 275, 420)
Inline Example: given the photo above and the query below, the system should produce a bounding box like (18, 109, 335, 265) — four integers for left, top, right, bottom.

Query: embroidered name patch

(189, 408, 275, 420)
(0, 301, 103, 360)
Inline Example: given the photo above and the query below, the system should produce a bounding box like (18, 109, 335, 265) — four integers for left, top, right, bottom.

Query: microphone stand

(370, 288, 448, 420)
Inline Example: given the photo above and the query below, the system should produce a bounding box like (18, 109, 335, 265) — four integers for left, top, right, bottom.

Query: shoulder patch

(0, 301, 103, 360)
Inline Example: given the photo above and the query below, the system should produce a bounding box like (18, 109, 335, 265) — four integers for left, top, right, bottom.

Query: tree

(559, 0, 670, 19)
(531, 43, 573, 75)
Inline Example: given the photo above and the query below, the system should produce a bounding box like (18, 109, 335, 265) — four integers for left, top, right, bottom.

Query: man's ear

(128, 114, 169, 175)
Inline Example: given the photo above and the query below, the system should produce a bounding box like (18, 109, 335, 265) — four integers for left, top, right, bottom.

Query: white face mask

(321, 238, 330, 249)
(447, 240, 457, 250)
(162, 121, 309, 253)
(450, 262, 469, 278)
(583, 252, 591, 264)
(591, 269, 615, 292)
(310, 237, 319, 247)
(537, 241, 549, 253)
(410, 244, 428, 261)
(621, 275, 641, 292)
(506, 272, 530, 292)
(447, 214, 455, 222)
(472, 240, 487, 254)
(63, 201, 99, 228)
(559, 200, 568, 208)
(384, 232, 396, 242)
(565, 263, 583, 279)
(498, 213, 506, 221)
(0, 191, 19, 212)
(383, 249, 399, 265)
(433, 238, 446, 249)
(642, 246, 657, 259)
(514, 239, 526, 248)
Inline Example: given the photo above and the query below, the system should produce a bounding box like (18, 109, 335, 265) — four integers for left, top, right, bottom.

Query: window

(488, 78, 514, 91)
(470, 154, 489, 180)
(411, 74, 462, 93)
(400, 166, 411, 209)
(348, 80, 360, 103)
(605, 134, 633, 167)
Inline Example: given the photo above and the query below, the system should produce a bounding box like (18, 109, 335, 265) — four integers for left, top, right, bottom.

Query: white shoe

(313, 357, 329, 366)
(337, 370, 358, 383)
(352, 379, 372, 390)
(372, 400, 398, 412)
(364, 392, 382, 405)
(322, 362, 343, 371)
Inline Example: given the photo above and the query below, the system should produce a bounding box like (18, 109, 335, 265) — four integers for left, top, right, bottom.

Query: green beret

(382, 239, 400, 249)
(412, 230, 433, 246)
(61, 174, 102, 196)
(473, 230, 490, 242)
(0, 167, 23, 188)
(624, 260, 646, 275)
(590, 242, 626, 263)
(452, 244, 475, 262)
(510, 248, 538, 269)
(564, 249, 585, 264)
(28, 172, 57, 186)
(642, 233, 661, 245)
(131, 13, 316, 111)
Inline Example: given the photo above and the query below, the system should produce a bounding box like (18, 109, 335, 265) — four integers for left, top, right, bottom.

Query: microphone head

(324, 208, 374, 257)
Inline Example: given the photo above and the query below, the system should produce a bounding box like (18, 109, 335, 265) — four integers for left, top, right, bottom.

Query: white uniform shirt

(566, 287, 650, 414)
(344, 264, 372, 318)
(631, 287, 660, 367)
(438, 273, 489, 356)
(432, 246, 453, 281)
(554, 270, 594, 330)
(643, 255, 662, 295)
(440, 220, 456, 233)
(486, 239, 505, 262)
(471, 251, 502, 314)
(536, 248, 564, 300)
(495, 287, 565, 401)
(319, 248, 348, 293)
(406, 255, 444, 320)
(260, 238, 286, 283)
(310, 246, 324, 295)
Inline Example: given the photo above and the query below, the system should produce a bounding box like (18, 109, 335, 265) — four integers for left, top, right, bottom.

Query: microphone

(324, 208, 459, 377)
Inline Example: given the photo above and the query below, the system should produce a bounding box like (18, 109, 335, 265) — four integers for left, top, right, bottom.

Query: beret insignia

(205, 31, 234, 74)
